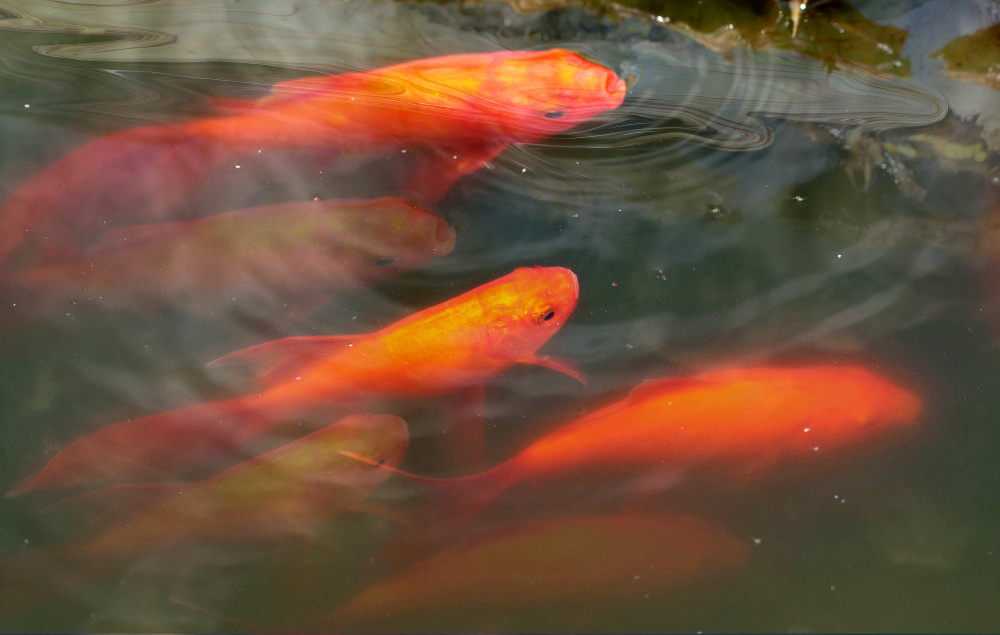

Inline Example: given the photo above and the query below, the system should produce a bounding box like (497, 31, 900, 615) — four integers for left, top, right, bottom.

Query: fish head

(474, 266, 579, 361)
(337, 197, 456, 274)
(480, 49, 626, 141)
(403, 49, 625, 142)
(788, 366, 922, 454)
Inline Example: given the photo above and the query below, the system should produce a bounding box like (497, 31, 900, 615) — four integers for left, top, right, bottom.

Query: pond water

(0, 0, 999, 631)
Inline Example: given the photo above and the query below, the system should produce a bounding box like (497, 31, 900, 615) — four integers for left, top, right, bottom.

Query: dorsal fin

(207, 335, 369, 387)
(626, 377, 713, 404)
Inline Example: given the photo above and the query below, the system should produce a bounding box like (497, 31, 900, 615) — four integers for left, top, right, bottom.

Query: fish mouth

(567, 268, 580, 300)
(436, 219, 457, 251)
(606, 73, 627, 104)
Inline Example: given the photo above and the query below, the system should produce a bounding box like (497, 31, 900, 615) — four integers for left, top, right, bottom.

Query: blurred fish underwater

(0, 0, 999, 632)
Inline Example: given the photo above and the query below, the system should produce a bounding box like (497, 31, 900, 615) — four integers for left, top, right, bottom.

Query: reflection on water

(0, 0, 999, 632)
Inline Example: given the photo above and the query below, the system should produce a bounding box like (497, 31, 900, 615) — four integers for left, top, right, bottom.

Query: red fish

(0, 414, 406, 616)
(291, 514, 747, 629)
(4, 196, 455, 320)
(0, 49, 626, 270)
(7, 266, 581, 496)
(353, 365, 922, 524)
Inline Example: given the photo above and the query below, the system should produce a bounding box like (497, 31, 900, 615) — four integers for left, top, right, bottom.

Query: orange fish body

(387, 365, 922, 521)
(5, 197, 455, 319)
(7, 267, 580, 495)
(0, 414, 406, 616)
(0, 49, 626, 269)
(318, 514, 748, 629)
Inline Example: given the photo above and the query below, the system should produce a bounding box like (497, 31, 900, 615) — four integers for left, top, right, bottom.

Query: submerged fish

(4, 197, 455, 320)
(7, 266, 581, 495)
(0, 49, 626, 270)
(0, 414, 406, 615)
(354, 365, 922, 524)
(312, 514, 749, 628)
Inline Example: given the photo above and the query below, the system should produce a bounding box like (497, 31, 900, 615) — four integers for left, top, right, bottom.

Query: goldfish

(7, 266, 581, 496)
(0, 414, 406, 617)
(0, 49, 626, 270)
(350, 365, 922, 525)
(269, 514, 747, 629)
(4, 197, 455, 321)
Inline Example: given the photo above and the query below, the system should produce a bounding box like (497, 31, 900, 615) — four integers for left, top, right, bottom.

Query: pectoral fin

(519, 354, 585, 384)
(401, 144, 508, 207)
(207, 335, 369, 387)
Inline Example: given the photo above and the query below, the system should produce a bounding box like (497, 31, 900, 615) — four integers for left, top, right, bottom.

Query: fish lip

(436, 219, 457, 249)
(607, 73, 627, 104)
(568, 268, 580, 299)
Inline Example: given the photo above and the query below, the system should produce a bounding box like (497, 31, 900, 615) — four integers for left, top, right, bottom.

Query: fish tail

(0, 123, 226, 273)
(6, 393, 290, 497)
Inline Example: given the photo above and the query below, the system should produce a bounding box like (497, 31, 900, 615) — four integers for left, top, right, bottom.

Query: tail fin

(6, 394, 286, 497)
(0, 124, 227, 272)
(41, 482, 185, 534)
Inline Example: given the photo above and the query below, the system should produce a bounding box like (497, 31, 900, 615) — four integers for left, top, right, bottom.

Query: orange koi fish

(5, 197, 455, 320)
(0, 49, 626, 270)
(288, 514, 747, 629)
(7, 266, 580, 496)
(0, 414, 406, 616)
(353, 365, 922, 524)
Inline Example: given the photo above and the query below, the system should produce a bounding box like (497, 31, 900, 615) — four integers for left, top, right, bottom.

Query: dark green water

(0, 0, 999, 631)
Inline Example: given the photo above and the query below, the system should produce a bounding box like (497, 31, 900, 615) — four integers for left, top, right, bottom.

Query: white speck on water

(634, 575, 640, 580)
(401, 149, 407, 153)
(452, 155, 457, 160)
(753, 537, 762, 545)
(522, 168, 527, 173)
(24, 104, 29, 108)
(23, 538, 28, 545)
(235, 165, 241, 169)
(813, 446, 820, 452)
(804, 427, 810, 432)
(625, 343, 635, 349)
(830, 585, 836, 591)
(834, 494, 839, 499)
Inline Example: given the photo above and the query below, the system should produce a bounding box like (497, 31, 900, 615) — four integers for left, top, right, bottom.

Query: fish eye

(374, 257, 396, 266)
(534, 307, 557, 323)
(544, 111, 565, 119)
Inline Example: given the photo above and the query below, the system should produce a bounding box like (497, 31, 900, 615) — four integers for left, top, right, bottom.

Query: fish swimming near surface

(6, 266, 581, 496)
(4, 197, 455, 321)
(347, 365, 922, 527)
(0, 49, 627, 271)
(0, 414, 407, 617)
